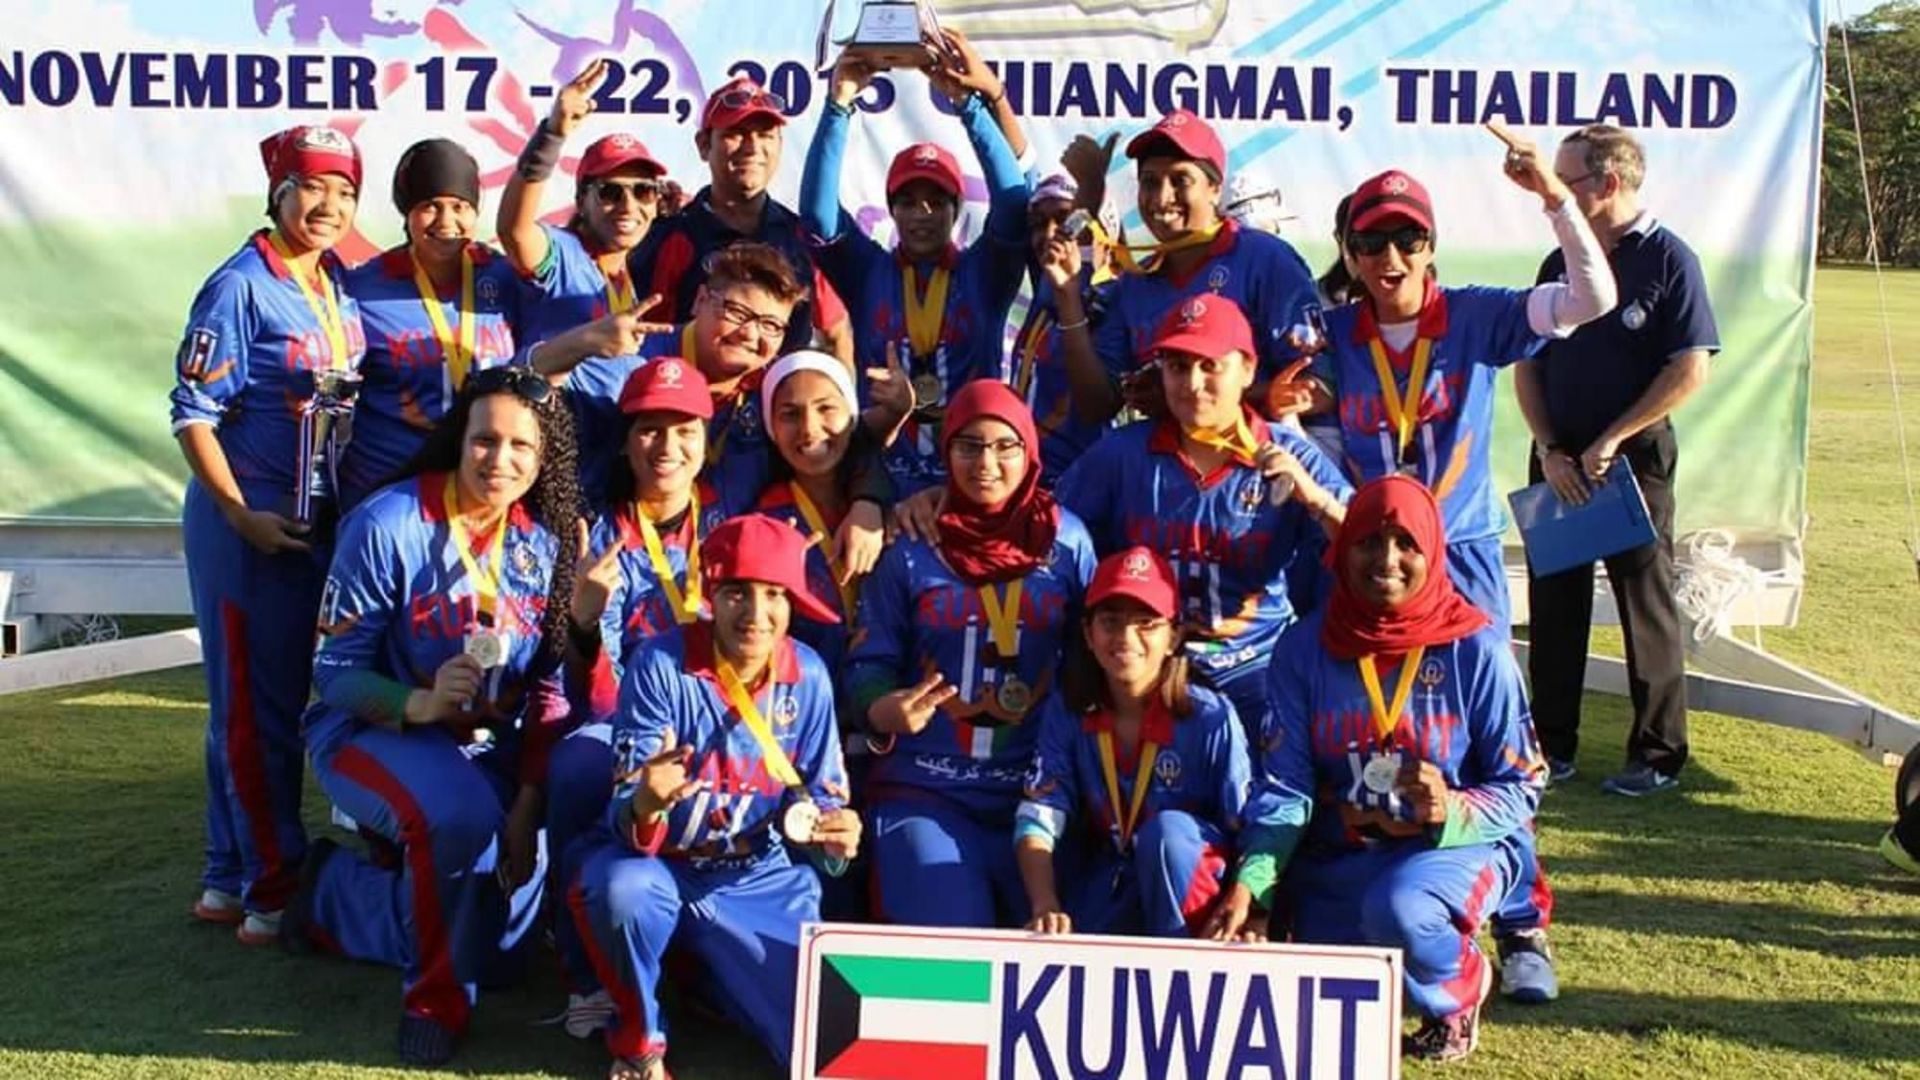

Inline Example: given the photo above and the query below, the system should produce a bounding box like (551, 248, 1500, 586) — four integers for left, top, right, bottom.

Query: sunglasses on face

(468, 365, 553, 404)
(594, 179, 661, 206)
(1346, 227, 1432, 257)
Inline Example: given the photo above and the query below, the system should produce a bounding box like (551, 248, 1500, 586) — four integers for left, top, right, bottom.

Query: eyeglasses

(594, 179, 661, 206)
(710, 295, 790, 340)
(1557, 171, 1598, 189)
(1346, 227, 1432, 257)
(949, 436, 1026, 463)
(468, 365, 552, 404)
(712, 86, 788, 116)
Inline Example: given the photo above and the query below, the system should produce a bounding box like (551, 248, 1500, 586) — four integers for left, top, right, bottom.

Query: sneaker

(1496, 928, 1560, 1003)
(1881, 830, 1920, 876)
(191, 888, 244, 925)
(397, 1013, 459, 1068)
(563, 989, 615, 1039)
(280, 838, 340, 956)
(1403, 955, 1492, 1063)
(1546, 758, 1577, 785)
(235, 909, 283, 946)
(1600, 763, 1678, 797)
(609, 1052, 670, 1080)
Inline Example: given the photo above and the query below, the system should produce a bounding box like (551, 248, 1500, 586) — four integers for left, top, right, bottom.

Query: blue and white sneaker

(1601, 763, 1678, 797)
(1496, 929, 1559, 1003)
(1546, 758, 1577, 786)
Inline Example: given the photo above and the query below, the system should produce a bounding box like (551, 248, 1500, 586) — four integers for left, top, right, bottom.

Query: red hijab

(1320, 475, 1489, 660)
(935, 380, 1059, 585)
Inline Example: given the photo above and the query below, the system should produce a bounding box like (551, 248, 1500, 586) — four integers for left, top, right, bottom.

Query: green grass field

(2, 268, 1917, 1079)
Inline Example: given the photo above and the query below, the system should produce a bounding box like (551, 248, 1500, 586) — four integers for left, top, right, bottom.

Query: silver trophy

(295, 368, 363, 527)
(819, 0, 944, 71)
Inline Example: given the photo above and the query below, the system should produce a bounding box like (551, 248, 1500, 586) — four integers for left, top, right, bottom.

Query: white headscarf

(760, 349, 857, 433)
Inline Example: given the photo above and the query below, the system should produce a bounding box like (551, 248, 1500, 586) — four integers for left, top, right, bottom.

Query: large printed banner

(789, 922, 1404, 1080)
(0, 0, 1820, 543)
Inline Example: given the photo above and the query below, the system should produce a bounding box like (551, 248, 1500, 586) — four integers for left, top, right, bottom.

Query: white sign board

(791, 922, 1403, 1080)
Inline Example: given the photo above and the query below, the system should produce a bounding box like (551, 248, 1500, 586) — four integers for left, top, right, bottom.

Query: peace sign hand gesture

(551, 60, 606, 138)
(868, 670, 958, 736)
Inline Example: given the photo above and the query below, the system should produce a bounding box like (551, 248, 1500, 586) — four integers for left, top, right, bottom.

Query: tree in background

(1824, 1, 1920, 264)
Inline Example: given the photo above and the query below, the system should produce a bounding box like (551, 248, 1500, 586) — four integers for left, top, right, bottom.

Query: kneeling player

(568, 515, 859, 1080)
(1014, 546, 1272, 940)
(1243, 476, 1545, 1063)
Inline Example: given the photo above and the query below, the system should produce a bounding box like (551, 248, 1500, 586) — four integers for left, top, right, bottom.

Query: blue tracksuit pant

(1063, 810, 1230, 937)
(869, 790, 1028, 928)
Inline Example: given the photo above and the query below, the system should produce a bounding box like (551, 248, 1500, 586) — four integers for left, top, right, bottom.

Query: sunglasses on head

(1346, 227, 1432, 257)
(714, 85, 788, 115)
(593, 178, 660, 205)
(468, 365, 552, 404)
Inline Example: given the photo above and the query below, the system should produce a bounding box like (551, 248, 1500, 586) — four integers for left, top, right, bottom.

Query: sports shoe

(1403, 955, 1492, 1063)
(235, 909, 283, 946)
(191, 888, 244, 925)
(1600, 763, 1678, 797)
(1496, 928, 1560, 1003)
(397, 1013, 459, 1068)
(563, 989, 615, 1039)
(280, 838, 340, 956)
(1546, 758, 1577, 785)
(1881, 830, 1920, 876)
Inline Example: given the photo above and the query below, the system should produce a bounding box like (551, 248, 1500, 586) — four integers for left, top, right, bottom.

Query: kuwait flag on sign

(812, 954, 993, 1080)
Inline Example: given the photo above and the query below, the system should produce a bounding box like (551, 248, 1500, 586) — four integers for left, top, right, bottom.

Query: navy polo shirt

(1532, 215, 1720, 448)
(626, 186, 821, 354)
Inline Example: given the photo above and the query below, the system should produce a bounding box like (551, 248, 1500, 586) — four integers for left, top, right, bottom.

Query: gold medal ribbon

(410, 248, 477, 389)
(604, 263, 636, 315)
(1096, 727, 1160, 850)
(1183, 412, 1261, 464)
(635, 490, 702, 625)
(1013, 306, 1053, 400)
(1088, 219, 1222, 275)
(900, 264, 952, 359)
(788, 482, 857, 617)
(1367, 335, 1434, 462)
(1358, 646, 1426, 745)
(269, 232, 349, 370)
(442, 473, 506, 626)
(714, 655, 803, 789)
(977, 579, 1024, 659)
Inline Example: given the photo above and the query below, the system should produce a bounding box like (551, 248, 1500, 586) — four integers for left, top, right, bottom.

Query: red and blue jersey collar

(894, 243, 961, 273)
(1149, 217, 1241, 287)
(1147, 404, 1274, 482)
(251, 228, 345, 282)
(375, 242, 495, 281)
(1081, 698, 1176, 746)
(1351, 276, 1449, 346)
(417, 470, 535, 534)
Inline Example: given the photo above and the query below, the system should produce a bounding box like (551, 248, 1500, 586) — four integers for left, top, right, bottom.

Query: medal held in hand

(782, 796, 820, 844)
(464, 628, 506, 670)
(1361, 751, 1401, 795)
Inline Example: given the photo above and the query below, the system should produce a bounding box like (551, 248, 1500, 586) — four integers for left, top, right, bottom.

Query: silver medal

(783, 799, 820, 845)
(464, 630, 506, 670)
(1362, 752, 1401, 795)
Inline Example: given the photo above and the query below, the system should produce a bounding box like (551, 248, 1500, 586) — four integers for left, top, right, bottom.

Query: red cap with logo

(1148, 294, 1257, 360)
(886, 142, 963, 199)
(1125, 109, 1226, 178)
(578, 133, 667, 183)
(702, 514, 841, 625)
(1347, 169, 1435, 233)
(1087, 546, 1179, 619)
(618, 357, 714, 418)
(260, 124, 362, 190)
(700, 76, 788, 133)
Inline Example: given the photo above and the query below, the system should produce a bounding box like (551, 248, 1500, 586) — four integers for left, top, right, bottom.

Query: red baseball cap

(1347, 169, 1434, 233)
(886, 142, 963, 199)
(618, 357, 713, 418)
(578, 133, 666, 183)
(1087, 546, 1179, 619)
(700, 76, 788, 133)
(260, 124, 362, 190)
(1125, 109, 1226, 179)
(702, 514, 840, 625)
(1148, 294, 1257, 360)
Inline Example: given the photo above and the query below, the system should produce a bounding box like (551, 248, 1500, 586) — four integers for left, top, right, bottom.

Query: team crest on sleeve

(1207, 264, 1230, 291)
(1621, 301, 1648, 331)
(1153, 748, 1183, 787)
(316, 576, 358, 636)
(179, 328, 219, 379)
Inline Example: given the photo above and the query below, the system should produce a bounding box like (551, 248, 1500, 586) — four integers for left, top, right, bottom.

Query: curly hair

(396, 378, 583, 666)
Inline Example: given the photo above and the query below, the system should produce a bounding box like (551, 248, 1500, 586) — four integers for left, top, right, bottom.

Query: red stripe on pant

(220, 601, 289, 910)
(333, 745, 469, 1032)
(1179, 843, 1228, 936)
(567, 877, 664, 1060)
(1438, 863, 1500, 1013)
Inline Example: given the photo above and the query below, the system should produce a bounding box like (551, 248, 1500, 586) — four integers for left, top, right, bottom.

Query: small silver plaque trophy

(818, 0, 946, 71)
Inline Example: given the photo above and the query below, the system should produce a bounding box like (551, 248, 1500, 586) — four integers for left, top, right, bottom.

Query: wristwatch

(1533, 442, 1565, 464)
